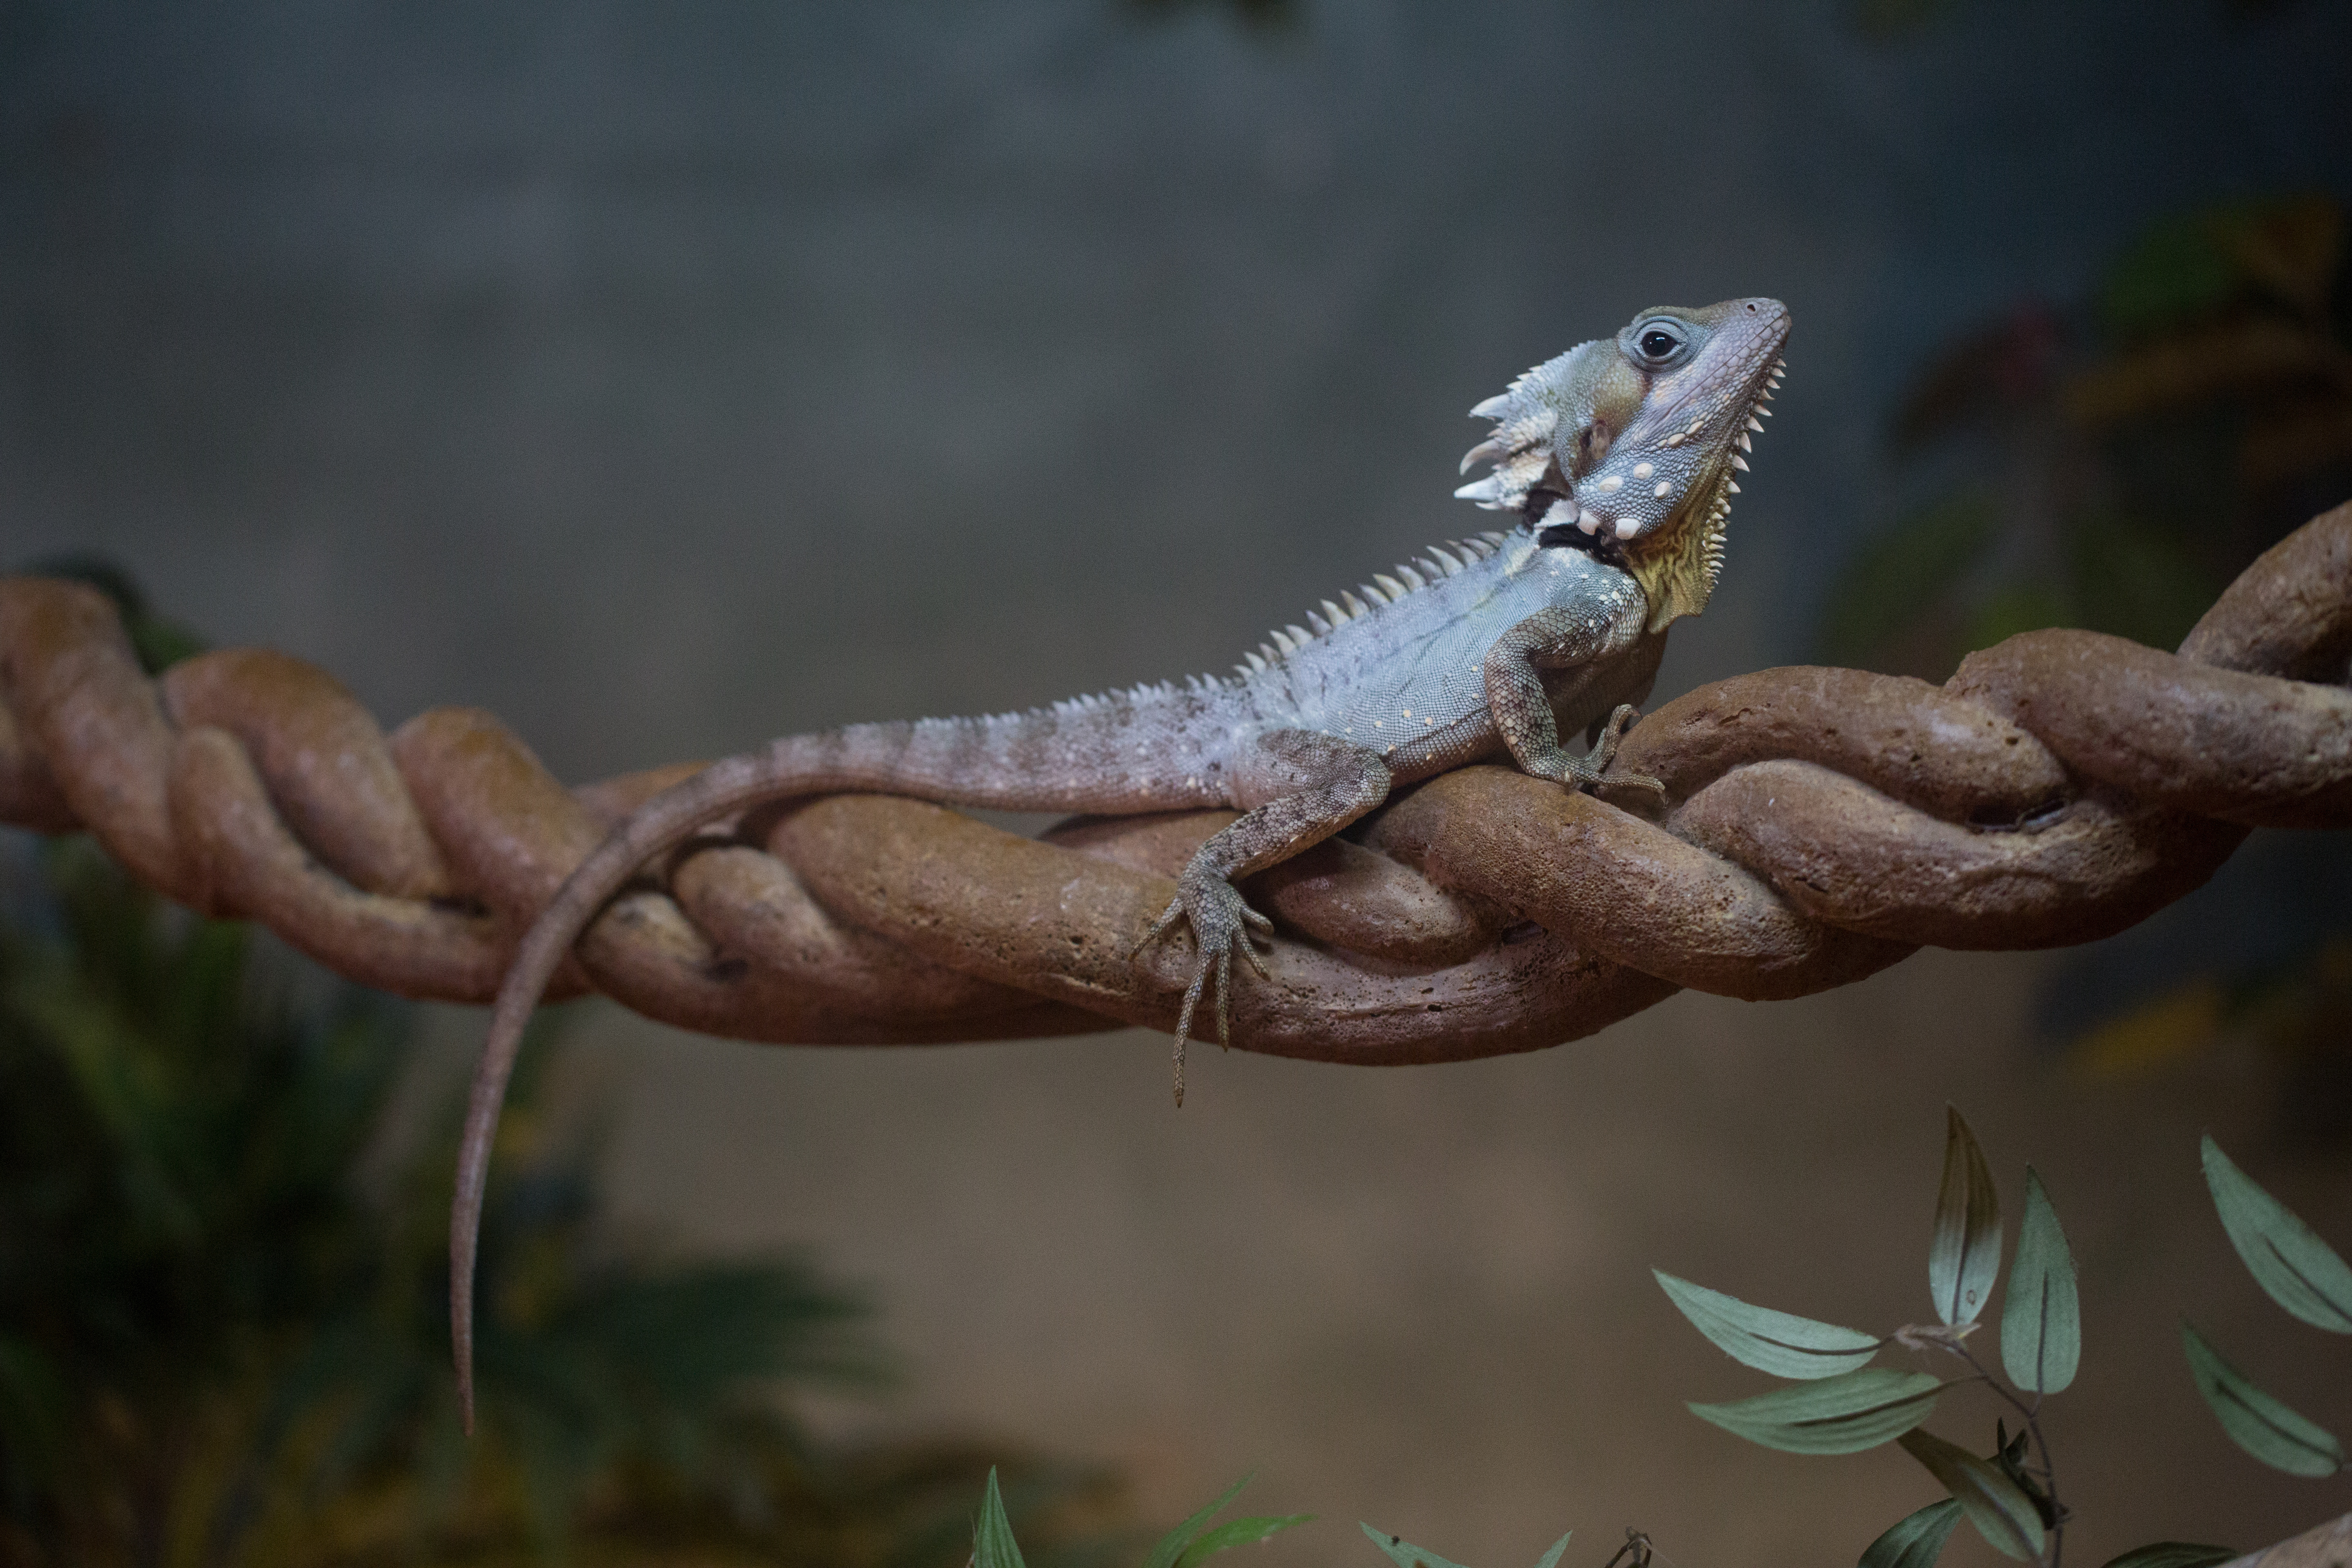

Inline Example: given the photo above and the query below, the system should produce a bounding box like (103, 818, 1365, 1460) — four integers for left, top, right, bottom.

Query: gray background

(7, 2, 2352, 1562)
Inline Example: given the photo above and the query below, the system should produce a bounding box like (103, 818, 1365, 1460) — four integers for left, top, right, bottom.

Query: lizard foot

(1131, 875, 1272, 1107)
(1575, 702, 1666, 796)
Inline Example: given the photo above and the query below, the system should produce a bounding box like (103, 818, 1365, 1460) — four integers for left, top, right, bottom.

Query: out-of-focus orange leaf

(2074, 979, 2225, 1078)
(2225, 194, 2345, 322)
(1893, 306, 2063, 449)
(2064, 318, 2348, 427)
(2238, 399, 2352, 488)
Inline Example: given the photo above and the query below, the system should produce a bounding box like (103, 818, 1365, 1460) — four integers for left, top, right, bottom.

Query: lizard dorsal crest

(1231, 531, 1510, 679)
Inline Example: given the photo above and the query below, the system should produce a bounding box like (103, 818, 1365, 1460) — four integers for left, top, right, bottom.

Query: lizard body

(453, 296, 1791, 1425)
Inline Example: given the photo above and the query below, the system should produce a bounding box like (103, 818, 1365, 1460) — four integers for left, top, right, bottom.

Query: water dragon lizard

(453, 296, 1792, 1425)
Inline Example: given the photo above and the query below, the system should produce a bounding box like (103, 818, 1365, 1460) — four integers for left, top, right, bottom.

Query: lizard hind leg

(1130, 730, 1391, 1105)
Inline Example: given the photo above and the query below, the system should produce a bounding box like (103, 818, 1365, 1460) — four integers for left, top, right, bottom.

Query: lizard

(451, 295, 1791, 1428)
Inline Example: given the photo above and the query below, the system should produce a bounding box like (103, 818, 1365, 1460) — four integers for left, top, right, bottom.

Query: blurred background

(5, 0, 2352, 1563)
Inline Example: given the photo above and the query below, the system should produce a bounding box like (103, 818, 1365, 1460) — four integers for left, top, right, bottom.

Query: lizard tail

(452, 699, 1203, 1428)
(451, 748, 813, 1435)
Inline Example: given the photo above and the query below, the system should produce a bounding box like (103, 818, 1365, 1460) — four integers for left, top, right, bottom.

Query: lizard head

(1454, 296, 1791, 632)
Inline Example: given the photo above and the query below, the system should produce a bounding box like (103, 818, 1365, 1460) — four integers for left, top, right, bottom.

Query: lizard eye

(1635, 323, 1685, 363)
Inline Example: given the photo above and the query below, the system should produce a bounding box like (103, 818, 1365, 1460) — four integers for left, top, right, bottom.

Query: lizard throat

(1624, 471, 1733, 633)
(1620, 350, 1785, 633)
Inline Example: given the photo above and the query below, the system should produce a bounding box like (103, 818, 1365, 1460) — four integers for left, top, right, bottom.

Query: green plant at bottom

(973, 1468, 1309, 1568)
(0, 838, 1114, 1566)
(1656, 1106, 2352, 1568)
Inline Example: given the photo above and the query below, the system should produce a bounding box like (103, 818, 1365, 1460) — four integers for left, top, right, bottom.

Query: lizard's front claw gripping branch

(1563, 702, 1668, 797)
(14, 303, 2350, 1431)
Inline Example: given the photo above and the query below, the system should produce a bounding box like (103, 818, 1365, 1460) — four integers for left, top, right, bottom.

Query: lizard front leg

(1133, 730, 1390, 1104)
(1482, 607, 1668, 796)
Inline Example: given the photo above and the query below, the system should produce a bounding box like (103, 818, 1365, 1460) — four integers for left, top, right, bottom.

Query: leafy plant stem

(1938, 1342, 2065, 1568)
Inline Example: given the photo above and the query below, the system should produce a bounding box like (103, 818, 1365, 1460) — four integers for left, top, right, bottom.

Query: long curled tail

(451, 748, 814, 1434)
(450, 693, 1212, 1429)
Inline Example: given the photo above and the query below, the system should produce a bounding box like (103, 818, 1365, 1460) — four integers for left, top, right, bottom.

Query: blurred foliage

(0, 839, 1121, 1567)
(974, 1468, 1314, 1568)
(1825, 192, 2352, 1143)
(2077, 935, 2352, 1147)
(20, 554, 207, 675)
(1823, 192, 2352, 679)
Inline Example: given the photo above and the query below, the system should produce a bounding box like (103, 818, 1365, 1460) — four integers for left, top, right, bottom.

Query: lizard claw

(1136, 875, 1272, 1106)
(1580, 703, 1666, 796)
(1595, 768, 1667, 795)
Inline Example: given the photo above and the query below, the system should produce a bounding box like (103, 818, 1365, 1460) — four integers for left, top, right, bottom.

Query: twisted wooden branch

(4, 502, 2349, 1063)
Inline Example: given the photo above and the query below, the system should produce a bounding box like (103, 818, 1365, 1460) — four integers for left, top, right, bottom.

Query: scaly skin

(452, 297, 1792, 1428)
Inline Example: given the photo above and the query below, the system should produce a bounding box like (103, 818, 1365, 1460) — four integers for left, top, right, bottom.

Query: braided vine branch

(4, 501, 2349, 1064)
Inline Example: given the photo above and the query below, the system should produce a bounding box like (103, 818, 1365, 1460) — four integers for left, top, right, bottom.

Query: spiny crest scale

(1451, 343, 1590, 514)
(1231, 532, 1511, 682)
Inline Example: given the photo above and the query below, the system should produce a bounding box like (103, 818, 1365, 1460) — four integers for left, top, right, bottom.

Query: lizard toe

(1597, 768, 1666, 795)
(1235, 925, 1271, 982)
(1131, 895, 1188, 962)
(1212, 947, 1234, 1049)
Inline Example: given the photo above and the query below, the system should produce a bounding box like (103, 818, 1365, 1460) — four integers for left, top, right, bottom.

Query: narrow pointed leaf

(2100, 1545, 2238, 1568)
(1146, 1474, 1256, 1568)
(1655, 1270, 1881, 1379)
(1176, 1514, 1314, 1566)
(1859, 1498, 1965, 1568)
(1361, 1522, 1470, 1568)
(1897, 1428, 2044, 1561)
(2180, 1319, 2344, 1476)
(1689, 1366, 1940, 1454)
(975, 1469, 1029, 1568)
(1988, 1426, 2057, 1530)
(1930, 1107, 2002, 1326)
(2201, 1135, 2352, 1332)
(1532, 1531, 1575, 1568)
(2000, 1167, 2082, 1393)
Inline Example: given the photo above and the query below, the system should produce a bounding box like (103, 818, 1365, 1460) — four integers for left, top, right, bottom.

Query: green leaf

(2067, 513, 2218, 655)
(1361, 1521, 1470, 1568)
(1146, 1474, 1256, 1568)
(1859, 1498, 1965, 1568)
(1929, 1107, 2002, 1327)
(1964, 584, 2074, 658)
(1896, 1428, 2045, 1561)
(1655, 1270, 1881, 1380)
(1818, 493, 1999, 666)
(1984, 1421, 2060, 1531)
(2100, 209, 2241, 339)
(975, 1468, 1029, 1568)
(2180, 1319, 2345, 1477)
(2000, 1167, 2082, 1394)
(1532, 1531, 1575, 1568)
(2100, 1546, 2239, 1568)
(1177, 1515, 1315, 1566)
(2201, 1135, 2352, 1332)
(1688, 1367, 1942, 1455)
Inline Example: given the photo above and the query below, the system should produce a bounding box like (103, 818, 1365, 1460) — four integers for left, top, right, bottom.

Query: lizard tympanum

(452, 296, 1792, 1425)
